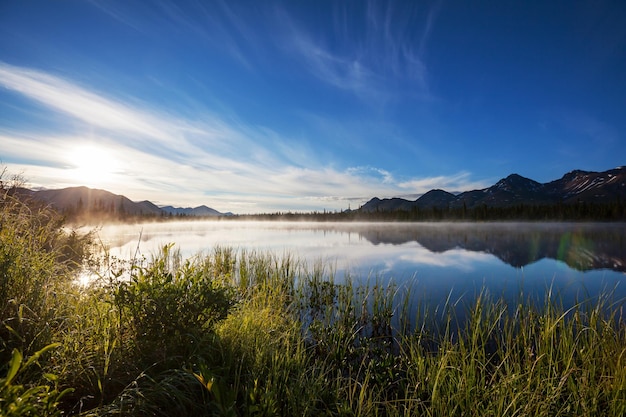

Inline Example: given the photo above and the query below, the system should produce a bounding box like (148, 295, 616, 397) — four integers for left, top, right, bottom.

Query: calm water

(90, 221, 626, 308)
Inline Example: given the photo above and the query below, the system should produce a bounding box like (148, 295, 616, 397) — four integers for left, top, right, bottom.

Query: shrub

(113, 244, 236, 371)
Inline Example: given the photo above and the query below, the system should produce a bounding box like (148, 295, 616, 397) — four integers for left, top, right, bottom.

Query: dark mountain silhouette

(25, 186, 225, 218)
(543, 168, 626, 203)
(361, 167, 626, 212)
(416, 189, 457, 209)
(360, 197, 416, 212)
(453, 174, 547, 208)
(33, 186, 162, 216)
(160, 205, 222, 217)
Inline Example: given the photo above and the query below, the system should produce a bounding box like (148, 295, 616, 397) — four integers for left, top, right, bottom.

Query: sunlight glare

(68, 145, 120, 186)
(74, 269, 96, 287)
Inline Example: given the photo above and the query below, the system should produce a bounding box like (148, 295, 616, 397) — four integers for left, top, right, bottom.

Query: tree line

(234, 200, 626, 222)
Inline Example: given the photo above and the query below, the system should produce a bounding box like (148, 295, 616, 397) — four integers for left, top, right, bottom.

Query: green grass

(2, 187, 626, 416)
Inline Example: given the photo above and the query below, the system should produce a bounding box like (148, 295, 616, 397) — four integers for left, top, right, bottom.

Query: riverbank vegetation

(2, 181, 626, 416)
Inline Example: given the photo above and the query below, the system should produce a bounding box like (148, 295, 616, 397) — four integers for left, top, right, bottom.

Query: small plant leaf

(3, 324, 24, 342)
(58, 387, 76, 401)
(23, 342, 61, 369)
(4, 349, 23, 386)
(43, 373, 58, 382)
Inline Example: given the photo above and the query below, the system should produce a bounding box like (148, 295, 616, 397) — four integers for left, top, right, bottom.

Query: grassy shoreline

(2, 192, 626, 416)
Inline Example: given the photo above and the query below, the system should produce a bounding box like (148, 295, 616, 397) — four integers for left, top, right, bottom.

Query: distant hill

(160, 205, 222, 217)
(33, 186, 162, 216)
(416, 189, 458, 208)
(360, 166, 626, 213)
(24, 186, 225, 219)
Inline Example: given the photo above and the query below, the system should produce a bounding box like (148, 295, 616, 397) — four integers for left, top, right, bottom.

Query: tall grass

(1, 185, 625, 415)
(1, 177, 90, 415)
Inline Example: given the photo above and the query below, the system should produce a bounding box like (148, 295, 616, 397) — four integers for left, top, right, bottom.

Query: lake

(90, 221, 626, 310)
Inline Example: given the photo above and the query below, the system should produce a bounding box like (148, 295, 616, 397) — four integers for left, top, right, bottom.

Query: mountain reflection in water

(89, 221, 625, 324)
(94, 221, 626, 274)
(356, 222, 626, 272)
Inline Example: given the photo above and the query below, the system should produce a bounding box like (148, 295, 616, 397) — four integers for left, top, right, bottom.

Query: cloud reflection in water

(88, 221, 626, 307)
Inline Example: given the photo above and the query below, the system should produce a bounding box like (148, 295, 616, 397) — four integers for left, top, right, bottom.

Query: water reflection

(92, 221, 626, 272)
(354, 222, 626, 272)
(84, 221, 626, 327)
(89, 221, 625, 303)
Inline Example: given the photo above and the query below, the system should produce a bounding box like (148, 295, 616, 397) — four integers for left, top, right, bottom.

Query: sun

(68, 145, 120, 186)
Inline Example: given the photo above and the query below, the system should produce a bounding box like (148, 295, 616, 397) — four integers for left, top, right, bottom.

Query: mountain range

(15, 186, 227, 218)
(10, 166, 626, 218)
(360, 166, 626, 212)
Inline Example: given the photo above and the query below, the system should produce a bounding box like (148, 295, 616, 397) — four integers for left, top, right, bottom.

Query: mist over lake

(91, 221, 626, 308)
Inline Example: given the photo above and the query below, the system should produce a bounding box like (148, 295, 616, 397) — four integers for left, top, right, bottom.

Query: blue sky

(1, 0, 625, 213)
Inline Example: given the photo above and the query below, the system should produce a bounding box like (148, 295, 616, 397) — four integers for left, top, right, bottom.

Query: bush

(113, 244, 236, 371)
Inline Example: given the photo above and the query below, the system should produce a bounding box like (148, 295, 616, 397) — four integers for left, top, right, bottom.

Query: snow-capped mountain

(361, 166, 626, 212)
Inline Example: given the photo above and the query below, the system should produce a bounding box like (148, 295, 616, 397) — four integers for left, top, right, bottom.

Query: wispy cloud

(346, 166, 395, 184)
(86, 0, 146, 33)
(88, 0, 437, 103)
(88, 0, 262, 70)
(278, 1, 436, 102)
(282, 23, 376, 98)
(558, 110, 619, 146)
(0, 61, 267, 165)
(0, 62, 174, 144)
(418, 0, 442, 58)
(1, 62, 482, 212)
(397, 172, 490, 194)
